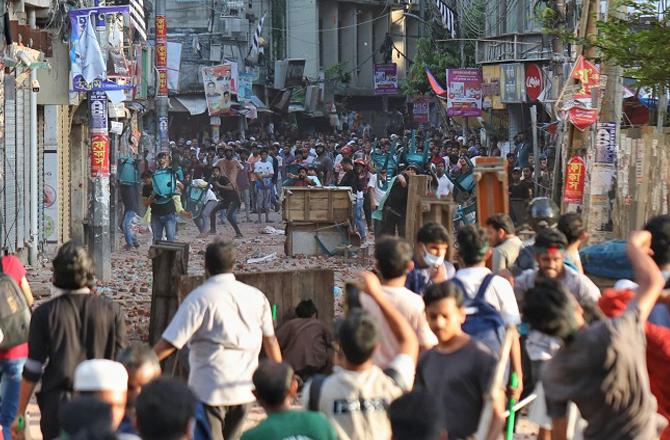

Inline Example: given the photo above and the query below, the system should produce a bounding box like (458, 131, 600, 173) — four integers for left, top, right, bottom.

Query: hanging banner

(595, 122, 617, 164)
(155, 15, 167, 41)
(564, 156, 586, 203)
(570, 56, 600, 100)
(374, 64, 398, 95)
(89, 91, 108, 132)
(202, 64, 239, 116)
(413, 96, 431, 124)
(446, 68, 483, 117)
(525, 63, 544, 102)
(69, 6, 132, 92)
(238, 72, 257, 102)
(568, 107, 598, 131)
(91, 134, 110, 176)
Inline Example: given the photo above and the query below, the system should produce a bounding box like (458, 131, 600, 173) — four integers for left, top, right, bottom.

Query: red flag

(425, 67, 447, 97)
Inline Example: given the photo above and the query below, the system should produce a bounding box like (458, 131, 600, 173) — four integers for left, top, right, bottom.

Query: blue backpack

(152, 168, 178, 203)
(452, 274, 505, 355)
(118, 157, 138, 185)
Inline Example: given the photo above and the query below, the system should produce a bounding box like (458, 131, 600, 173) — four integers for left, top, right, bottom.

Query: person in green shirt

(241, 361, 336, 440)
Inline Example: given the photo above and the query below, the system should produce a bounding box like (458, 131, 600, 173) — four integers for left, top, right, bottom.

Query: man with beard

(486, 214, 524, 273)
(217, 145, 243, 185)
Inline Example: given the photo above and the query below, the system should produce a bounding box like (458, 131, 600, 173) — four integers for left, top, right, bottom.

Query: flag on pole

(129, 0, 146, 41)
(434, 0, 456, 38)
(425, 67, 447, 97)
(248, 13, 266, 59)
(75, 15, 106, 84)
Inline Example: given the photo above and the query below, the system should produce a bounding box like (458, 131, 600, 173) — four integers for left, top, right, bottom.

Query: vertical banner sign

(89, 91, 110, 176)
(374, 64, 398, 95)
(155, 14, 168, 96)
(595, 122, 616, 164)
(413, 96, 431, 124)
(446, 68, 483, 117)
(564, 156, 586, 204)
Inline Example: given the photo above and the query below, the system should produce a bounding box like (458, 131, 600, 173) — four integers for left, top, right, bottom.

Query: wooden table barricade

(149, 252, 335, 378)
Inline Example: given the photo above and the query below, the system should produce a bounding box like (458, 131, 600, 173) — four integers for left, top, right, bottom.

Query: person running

(241, 361, 336, 440)
(415, 281, 503, 440)
(209, 167, 243, 238)
(523, 230, 668, 440)
(144, 152, 178, 242)
(153, 240, 282, 440)
(11, 243, 126, 439)
(301, 271, 418, 440)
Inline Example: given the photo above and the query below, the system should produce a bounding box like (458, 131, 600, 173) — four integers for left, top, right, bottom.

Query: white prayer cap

(74, 359, 128, 392)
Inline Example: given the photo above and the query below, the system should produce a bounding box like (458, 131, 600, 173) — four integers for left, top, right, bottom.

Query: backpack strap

(382, 366, 407, 390)
(451, 277, 466, 295)
(475, 274, 496, 301)
(307, 374, 327, 411)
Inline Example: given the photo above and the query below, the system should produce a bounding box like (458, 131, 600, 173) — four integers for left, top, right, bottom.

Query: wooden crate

(474, 156, 509, 225)
(282, 187, 352, 223)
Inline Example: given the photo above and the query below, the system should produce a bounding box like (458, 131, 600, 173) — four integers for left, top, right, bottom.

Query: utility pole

(155, 0, 169, 152)
(88, 2, 111, 281)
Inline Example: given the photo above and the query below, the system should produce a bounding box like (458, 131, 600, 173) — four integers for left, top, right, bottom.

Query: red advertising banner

(568, 107, 598, 131)
(155, 15, 167, 41)
(525, 63, 543, 102)
(155, 43, 167, 68)
(158, 70, 168, 96)
(91, 134, 110, 176)
(570, 56, 600, 100)
(564, 156, 586, 204)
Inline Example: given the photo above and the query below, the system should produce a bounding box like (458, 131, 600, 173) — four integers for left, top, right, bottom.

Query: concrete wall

(373, 14, 388, 65)
(356, 9, 373, 90)
(339, 4, 357, 82)
(287, 0, 319, 79)
(319, 0, 338, 71)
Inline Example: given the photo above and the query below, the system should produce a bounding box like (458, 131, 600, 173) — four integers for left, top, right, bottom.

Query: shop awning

(173, 95, 207, 115)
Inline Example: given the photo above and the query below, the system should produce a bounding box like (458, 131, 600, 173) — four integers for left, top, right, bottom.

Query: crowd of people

(117, 127, 552, 248)
(1, 204, 670, 440)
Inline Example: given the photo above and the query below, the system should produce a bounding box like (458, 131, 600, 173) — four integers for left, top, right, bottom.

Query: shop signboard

(446, 68, 483, 117)
(374, 64, 398, 95)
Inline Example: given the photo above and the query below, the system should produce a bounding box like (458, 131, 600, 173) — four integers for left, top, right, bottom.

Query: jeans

(151, 212, 177, 242)
(122, 209, 138, 247)
(354, 198, 367, 241)
(239, 188, 251, 220)
(194, 200, 218, 234)
(0, 358, 26, 440)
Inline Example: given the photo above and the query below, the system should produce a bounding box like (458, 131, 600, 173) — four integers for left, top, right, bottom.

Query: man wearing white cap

(73, 359, 130, 433)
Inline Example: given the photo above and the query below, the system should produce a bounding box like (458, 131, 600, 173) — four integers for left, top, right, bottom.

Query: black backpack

(0, 257, 31, 350)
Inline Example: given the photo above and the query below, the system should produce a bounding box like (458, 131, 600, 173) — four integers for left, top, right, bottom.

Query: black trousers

(210, 200, 242, 235)
(37, 389, 71, 440)
(381, 207, 406, 238)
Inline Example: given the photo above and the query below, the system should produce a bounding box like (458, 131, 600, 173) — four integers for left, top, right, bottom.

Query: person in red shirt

(0, 255, 33, 440)
(599, 289, 670, 440)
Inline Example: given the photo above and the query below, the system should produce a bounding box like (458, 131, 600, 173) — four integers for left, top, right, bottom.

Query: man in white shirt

(302, 271, 418, 440)
(360, 237, 436, 368)
(253, 148, 275, 223)
(433, 162, 454, 199)
(453, 224, 524, 401)
(154, 241, 282, 440)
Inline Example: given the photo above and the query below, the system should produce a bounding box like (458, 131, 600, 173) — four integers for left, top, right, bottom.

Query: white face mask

(423, 250, 444, 267)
